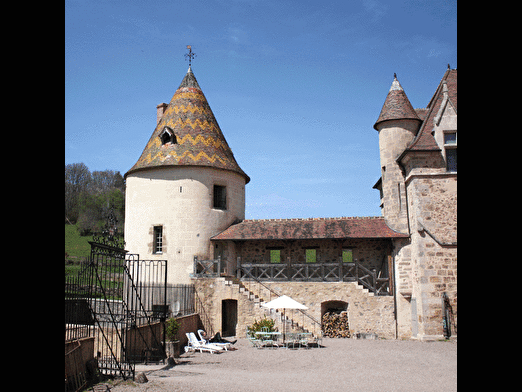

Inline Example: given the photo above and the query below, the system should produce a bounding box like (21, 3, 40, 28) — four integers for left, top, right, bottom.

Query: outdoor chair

(286, 333, 300, 349)
(260, 327, 280, 348)
(185, 333, 224, 354)
(246, 327, 263, 348)
(312, 333, 324, 348)
(198, 330, 232, 351)
(299, 334, 310, 349)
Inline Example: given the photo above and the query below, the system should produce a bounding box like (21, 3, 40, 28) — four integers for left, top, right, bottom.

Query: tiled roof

(211, 217, 409, 241)
(374, 76, 421, 130)
(405, 69, 457, 153)
(126, 68, 250, 183)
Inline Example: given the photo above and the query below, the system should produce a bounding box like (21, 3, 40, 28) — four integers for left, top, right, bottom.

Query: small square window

(444, 133, 457, 145)
(214, 185, 227, 210)
(306, 249, 317, 264)
(270, 250, 282, 264)
(343, 249, 354, 263)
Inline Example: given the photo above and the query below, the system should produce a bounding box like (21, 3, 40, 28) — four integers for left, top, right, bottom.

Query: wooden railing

(193, 256, 222, 278)
(238, 258, 391, 296)
(192, 256, 391, 296)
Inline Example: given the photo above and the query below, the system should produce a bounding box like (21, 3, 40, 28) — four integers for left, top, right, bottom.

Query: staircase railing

(235, 271, 323, 337)
(193, 256, 222, 278)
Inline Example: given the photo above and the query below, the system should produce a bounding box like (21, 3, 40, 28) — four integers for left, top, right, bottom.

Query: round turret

(374, 76, 422, 234)
(125, 68, 249, 284)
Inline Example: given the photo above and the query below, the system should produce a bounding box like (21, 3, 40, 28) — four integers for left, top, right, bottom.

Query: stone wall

(408, 174, 457, 339)
(395, 79, 458, 340)
(235, 238, 391, 268)
(194, 277, 397, 340)
(392, 172, 458, 340)
(217, 238, 393, 280)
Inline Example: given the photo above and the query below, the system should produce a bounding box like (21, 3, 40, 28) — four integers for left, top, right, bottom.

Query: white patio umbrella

(263, 295, 309, 311)
(263, 296, 308, 344)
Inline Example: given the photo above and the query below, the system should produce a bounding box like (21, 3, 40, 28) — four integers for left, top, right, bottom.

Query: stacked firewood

(322, 312, 351, 339)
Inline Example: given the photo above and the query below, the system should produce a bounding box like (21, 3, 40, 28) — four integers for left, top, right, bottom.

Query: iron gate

(65, 210, 168, 383)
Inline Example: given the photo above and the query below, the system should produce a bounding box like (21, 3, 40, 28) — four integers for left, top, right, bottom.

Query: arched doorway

(222, 300, 238, 337)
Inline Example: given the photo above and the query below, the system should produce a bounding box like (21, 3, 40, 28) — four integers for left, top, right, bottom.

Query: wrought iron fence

(167, 284, 196, 317)
(64, 209, 169, 382)
(65, 266, 95, 342)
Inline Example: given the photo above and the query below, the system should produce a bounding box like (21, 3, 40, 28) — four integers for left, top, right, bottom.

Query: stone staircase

(195, 274, 397, 340)
(222, 277, 317, 336)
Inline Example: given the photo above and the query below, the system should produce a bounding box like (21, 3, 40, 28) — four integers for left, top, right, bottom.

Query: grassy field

(65, 224, 93, 275)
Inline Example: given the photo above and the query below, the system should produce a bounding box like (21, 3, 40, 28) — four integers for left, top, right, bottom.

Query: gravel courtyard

(109, 338, 457, 392)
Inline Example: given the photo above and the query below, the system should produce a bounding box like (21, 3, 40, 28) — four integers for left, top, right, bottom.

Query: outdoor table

(255, 332, 282, 348)
(286, 333, 313, 349)
(253, 332, 315, 349)
(255, 332, 282, 340)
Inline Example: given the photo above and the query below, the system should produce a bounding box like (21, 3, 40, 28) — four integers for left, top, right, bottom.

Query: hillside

(65, 224, 93, 261)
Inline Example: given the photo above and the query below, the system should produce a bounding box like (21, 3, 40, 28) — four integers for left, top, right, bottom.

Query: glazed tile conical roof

(374, 76, 421, 130)
(127, 68, 250, 183)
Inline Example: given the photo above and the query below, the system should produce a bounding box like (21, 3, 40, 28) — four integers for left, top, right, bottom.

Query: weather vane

(185, 45, 197, 67)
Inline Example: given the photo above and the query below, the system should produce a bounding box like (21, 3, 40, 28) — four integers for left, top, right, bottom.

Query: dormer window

(160, 127, 177, 146)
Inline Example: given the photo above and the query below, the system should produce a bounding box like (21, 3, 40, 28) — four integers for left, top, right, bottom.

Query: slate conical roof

(374, 76, 421, 130)
(127, 68, 250, 183)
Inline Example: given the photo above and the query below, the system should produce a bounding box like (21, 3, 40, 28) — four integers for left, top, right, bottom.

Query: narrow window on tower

(214, 185, 227, 210)
(398, 183, 402, 212)
(153, 226, 163, 254)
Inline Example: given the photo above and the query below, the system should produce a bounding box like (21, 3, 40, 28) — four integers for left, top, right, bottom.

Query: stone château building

(373, 69, 457, 340)
(125, 66, 457, 341)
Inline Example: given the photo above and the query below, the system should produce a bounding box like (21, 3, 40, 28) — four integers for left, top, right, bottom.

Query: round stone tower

(374, 75, 422, 234)
(125, 67, 250, 285)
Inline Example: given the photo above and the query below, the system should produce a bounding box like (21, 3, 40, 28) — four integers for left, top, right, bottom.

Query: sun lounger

(197, 330, 232, 351)
(185, 333, 225, 354)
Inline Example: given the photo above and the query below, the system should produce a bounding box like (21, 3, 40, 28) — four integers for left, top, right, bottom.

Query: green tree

(77, 188, 125, 236)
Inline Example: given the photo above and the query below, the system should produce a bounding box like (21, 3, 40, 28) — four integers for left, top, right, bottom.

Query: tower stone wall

(125, 166, 246, 285)
(376, 119, 419, 234)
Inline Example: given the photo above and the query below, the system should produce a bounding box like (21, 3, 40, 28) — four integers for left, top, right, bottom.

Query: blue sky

(65, 0, 457, 220)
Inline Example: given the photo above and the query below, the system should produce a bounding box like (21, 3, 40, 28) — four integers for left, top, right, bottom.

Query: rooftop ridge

(212, 216, 408, 241)
(242, 216, 384, 223)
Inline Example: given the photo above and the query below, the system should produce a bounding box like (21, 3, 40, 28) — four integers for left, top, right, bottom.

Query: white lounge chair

(198, 330, 232, 351)
(185, 333, 224, 354)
